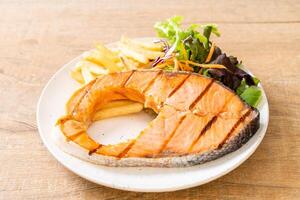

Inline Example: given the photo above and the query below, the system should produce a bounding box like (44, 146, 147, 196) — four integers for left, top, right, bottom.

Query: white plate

(37, 38, 269, 192)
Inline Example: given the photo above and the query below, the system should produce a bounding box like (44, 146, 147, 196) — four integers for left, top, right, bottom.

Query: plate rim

(36, 38, 269, 192)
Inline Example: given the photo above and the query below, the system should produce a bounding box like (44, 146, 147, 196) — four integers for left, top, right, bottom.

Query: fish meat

(55, 70, 259, 167)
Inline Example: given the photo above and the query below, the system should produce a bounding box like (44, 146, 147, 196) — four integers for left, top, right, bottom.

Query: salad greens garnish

(240, 86, 262, 108)
(154, 16, 220, 63)
(236, 79, 248, 95)
(154, 16, 262, 108)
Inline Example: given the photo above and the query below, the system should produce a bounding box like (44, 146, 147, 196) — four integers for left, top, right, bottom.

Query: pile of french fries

(71, 36, 164, 84)
(71, 37, 164, 120)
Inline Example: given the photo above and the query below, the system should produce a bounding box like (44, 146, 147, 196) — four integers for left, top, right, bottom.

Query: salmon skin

(55, 70, 259, 167)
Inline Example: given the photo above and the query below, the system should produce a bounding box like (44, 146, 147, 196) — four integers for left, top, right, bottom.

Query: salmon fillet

(56, 70, 259, 167)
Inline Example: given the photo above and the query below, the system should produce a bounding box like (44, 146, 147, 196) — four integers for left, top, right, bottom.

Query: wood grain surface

(0, 0, 299, 199)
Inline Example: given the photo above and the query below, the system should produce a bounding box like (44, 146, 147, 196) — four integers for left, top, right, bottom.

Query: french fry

(121, 36, 163, 51)
(135, 40, 164, 51)
(110, 47, 122, 56)
(116, 61, 125, 69)
(83, 49, 122, 73)
(70, 70, 85, 84)
(96, 43, 120, 63)
(93, 102, 143, 121)
(94, 96, 128, 111)
(97, 43, 125, 69)
(120, 36, 164, 60)
(100, 100, 137, 109)
(137, 48, 164, 60)
(81, 66, 96, 83)
(119, 43, 149, 64)
(119, 54, 140, 70)
(76, 60, 108, 75)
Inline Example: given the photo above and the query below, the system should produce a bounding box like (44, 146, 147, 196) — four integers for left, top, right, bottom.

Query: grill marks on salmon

(165, 75, 213, 111)
(159, 82, 236, 156)
(125, 106, 186, 158)
(57, 70, 260, 167)
(145, 73, 189, 112)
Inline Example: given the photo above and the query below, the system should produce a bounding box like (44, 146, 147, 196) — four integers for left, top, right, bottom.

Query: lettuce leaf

(154, 16, 220, 63)
(253, 76, 260, 86)
(154, 15, 182, 40)
(240, 86, 262, 107)
(201, 24, 220, 48)
(236, 78, 247, 95)
(183, 36, 207, 63)
(236, 78, 262, 107)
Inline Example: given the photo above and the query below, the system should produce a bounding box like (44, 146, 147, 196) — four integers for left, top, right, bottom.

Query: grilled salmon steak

(56, 70, 259, 167)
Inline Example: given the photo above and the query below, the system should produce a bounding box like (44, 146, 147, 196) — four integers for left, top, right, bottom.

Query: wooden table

(1, 0, 299, 199)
